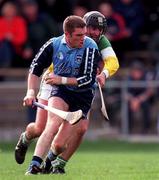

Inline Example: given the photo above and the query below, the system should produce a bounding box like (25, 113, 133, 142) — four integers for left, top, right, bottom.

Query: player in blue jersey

(41, 11, 119, 174)
(23, 15, 100, 175)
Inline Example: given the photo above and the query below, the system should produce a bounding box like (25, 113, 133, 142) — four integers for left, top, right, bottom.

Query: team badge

(57, 51, 64, 60)
(76, 54, 82, 64)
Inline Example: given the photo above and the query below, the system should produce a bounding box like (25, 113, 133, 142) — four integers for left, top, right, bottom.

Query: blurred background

(1, 0, 159, 141)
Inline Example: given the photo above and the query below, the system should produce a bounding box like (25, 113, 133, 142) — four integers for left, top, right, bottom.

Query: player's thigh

(44, 96, 69, 134)
(54, 119, 89, 145)
(67, 119, 89, 138)
(35, 98, 48, 130)
(47, 96, 69, 126)
(53, 121, 74, 145)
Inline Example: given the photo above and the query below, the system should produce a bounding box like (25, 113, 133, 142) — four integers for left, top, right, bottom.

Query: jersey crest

(76, 54, 82, 64)
(57, 51, 64, 60)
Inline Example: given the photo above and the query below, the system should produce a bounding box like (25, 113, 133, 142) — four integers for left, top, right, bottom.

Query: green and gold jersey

(98, 35, 119, 78)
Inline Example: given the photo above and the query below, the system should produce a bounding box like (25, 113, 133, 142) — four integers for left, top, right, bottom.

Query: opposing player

(15, 11, 119, 173)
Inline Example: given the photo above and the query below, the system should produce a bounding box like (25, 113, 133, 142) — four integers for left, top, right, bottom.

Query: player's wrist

(26, 89, 35, 97)
(102, 69, 109, 79)
(61, 77, 68, 84)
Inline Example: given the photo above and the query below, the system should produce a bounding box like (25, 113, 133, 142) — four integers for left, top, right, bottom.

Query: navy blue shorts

(50, 85, 95, 118)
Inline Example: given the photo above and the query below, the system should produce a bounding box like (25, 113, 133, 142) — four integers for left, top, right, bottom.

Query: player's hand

(96, 72, 106, 87)
(23, 89, 36, 106)
(23, 96, 35, 106)
(130, 98, 140, 111)
(45, 74, 61, 85)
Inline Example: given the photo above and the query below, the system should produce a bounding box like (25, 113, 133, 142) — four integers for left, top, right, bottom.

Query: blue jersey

(30, 35, 100, 91)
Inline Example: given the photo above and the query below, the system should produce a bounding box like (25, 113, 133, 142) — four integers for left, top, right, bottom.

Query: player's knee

(77, 122, 88, 136)
(27, 122, 35, 130)
(35, 127, 43, 137)
(52, 141, 66, 154)
(26, 122, 45, 138)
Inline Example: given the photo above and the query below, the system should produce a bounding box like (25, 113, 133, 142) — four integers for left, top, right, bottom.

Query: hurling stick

(98, 82, 109, 120)
(33, 101, 82, 125)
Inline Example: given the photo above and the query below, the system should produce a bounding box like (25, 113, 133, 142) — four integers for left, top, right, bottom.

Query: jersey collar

(61, 35, 67, 45)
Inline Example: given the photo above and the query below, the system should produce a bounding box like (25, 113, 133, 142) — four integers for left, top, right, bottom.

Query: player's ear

(65, 31, 69, 37)
(65, 31, 71, 39)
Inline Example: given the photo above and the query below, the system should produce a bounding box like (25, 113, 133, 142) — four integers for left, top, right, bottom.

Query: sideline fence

(0, 80, 159, 140)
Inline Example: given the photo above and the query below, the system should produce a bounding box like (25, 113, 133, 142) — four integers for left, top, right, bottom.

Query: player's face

(86, 26, 103, 42)
(66, 27, 86, 48)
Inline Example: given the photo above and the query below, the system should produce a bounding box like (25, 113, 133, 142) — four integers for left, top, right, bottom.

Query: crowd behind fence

(102, 80, 159, 136)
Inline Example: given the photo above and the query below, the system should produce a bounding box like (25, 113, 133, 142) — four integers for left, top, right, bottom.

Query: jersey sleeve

(98, 35, 119, 78)
(29, 39, 53, 77)
(77, 48, 100, 88)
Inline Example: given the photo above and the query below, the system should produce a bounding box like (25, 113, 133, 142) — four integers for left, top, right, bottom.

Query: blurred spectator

(0, 1, 27, 67)
(142, 0, 159, 34)
(113, 0, 145, 50)
(73, 5, 88, 17)
(126, 61, 154, 134)
(75, 0, 100, 11)
(21, 0, 60, 67)
(98, 1, 130, 62)
(98, 2, 129, 42)
(38, 0, 74, 30)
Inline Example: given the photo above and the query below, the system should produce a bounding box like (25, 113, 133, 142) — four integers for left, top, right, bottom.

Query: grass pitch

(1, 139, 159, 180)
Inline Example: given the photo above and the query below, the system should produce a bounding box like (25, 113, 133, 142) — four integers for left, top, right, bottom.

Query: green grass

(1, 140, 159, 180)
